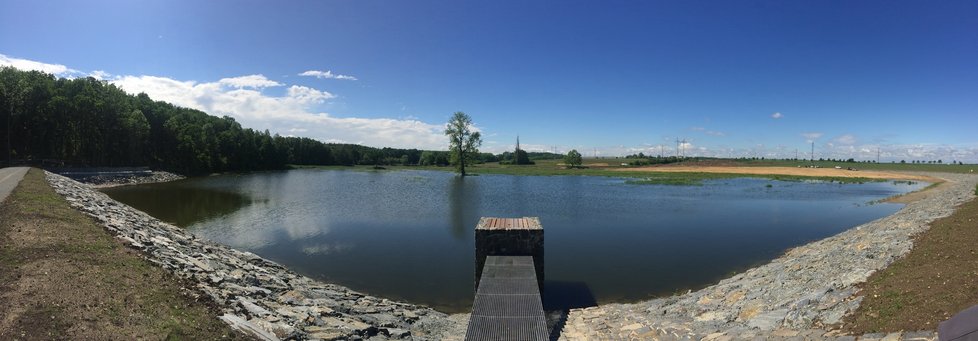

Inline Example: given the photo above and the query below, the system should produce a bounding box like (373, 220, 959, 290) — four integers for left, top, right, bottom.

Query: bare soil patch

(0, 168, 249, 340)
(843, 194, 978, 333)
(617, 165, 937, 181)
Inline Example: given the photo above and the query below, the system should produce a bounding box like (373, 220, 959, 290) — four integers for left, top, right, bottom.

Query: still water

(102, 169, 925, 312)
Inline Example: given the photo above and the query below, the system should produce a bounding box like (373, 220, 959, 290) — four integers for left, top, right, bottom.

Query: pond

(101, 169, 925, 313)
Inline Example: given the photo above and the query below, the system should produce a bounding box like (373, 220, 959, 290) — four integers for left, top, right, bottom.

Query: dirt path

(0, 168, 249, 340)
(0, 167, 29, 203)
(619, 165, 939, 181)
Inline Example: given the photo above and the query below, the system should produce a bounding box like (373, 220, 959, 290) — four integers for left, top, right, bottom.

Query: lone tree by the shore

(444, 111, 482, 176)
(565, 149, 583, 168)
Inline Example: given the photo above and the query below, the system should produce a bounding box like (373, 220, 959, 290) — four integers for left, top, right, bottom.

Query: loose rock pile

(559, 172, 978, 340)
(46, 172, 468, 341)
(84, 170, 186, 188)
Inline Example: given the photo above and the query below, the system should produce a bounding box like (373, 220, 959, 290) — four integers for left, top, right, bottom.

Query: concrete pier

(474, 217, 544, 292)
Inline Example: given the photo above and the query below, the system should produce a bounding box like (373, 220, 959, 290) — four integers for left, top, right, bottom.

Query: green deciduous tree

(444, 111, 482, 176)
(565, 149, 583, 167)
(0, 67, 454, 173)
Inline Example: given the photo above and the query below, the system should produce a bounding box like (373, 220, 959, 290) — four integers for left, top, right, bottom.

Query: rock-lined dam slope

(47, 170, 978, 340)
(559, 172, 978, 340)
(46, 172, 468, 341)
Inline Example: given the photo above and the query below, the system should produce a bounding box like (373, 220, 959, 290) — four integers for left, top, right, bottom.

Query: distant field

(733, 159, 977, 174)
(292, 158, 974, 184)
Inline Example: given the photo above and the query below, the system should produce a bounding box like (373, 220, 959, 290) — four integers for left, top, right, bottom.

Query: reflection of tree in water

(103, 184, 253, 227)
(448, 176, 480, 240)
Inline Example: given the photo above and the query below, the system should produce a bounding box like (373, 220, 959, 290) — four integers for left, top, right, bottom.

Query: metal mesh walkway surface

(465, 256, 548, 341)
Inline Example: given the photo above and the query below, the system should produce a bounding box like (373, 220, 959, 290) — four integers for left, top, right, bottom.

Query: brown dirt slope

(843, 192, 978, 333)
(0, 168, 248, 340)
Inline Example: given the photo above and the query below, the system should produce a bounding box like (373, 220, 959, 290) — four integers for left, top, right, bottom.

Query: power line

(810, 141, 815, 163)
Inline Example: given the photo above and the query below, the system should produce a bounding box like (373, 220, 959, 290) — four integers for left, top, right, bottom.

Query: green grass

(0, 169, 246, 339)
(876, 290, 907, 319)
(291, 156, 969, 186)
(291, 158, 895, 185)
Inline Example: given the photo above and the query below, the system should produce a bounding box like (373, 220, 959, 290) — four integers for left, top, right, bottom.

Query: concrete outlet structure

(474, 217, 544, 292)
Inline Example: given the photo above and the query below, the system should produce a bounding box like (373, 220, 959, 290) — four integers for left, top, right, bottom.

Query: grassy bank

(843, 192, 978, 333)
(292, 159, 883, 185)
(0, 168, 246, 339)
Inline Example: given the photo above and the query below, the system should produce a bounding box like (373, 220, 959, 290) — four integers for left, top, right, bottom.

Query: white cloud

(299, 70, 358, 81)
(833, 134, 857, 145)
(0, 53, 76, 75)
(285, 85, 334, 103)
(479, 141, 978, 163)
(691, 126, 725, 137)
(802, 132, 823, 143)
(705, 130, 726, 137)
(89, 70, 113, 80)
(217, 74, 283, 88)
(301, 242, 354, 255)
(110, 74, 446, 149)
(771, 112, 783, 119)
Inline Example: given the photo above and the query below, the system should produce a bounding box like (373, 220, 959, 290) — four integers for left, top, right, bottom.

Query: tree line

(0, 67, 449, 175)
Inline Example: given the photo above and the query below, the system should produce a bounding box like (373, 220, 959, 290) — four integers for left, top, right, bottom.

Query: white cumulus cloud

(802, 132, 823, 143)
(771, 112, 783, 119)
(833, 134, 857, 145)
(89, 70, 113, 80)
(218, 74, 283, 88)
(705, 130, 726, 137)
(299, 70, 358, 81)
(110, 73, 446, 149)
(0, 53, 77, 76)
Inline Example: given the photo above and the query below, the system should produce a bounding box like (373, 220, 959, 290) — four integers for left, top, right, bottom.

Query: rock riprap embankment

(49, 170, 978, 341)
(83, 170, 185, 188)
(559, 172, 978, 341)
(45, 172, 468, 341)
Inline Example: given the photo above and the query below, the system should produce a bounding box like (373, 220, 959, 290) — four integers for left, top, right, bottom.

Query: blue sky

(2, 0, 977, 161)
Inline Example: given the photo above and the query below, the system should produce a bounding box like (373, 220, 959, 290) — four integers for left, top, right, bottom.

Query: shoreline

(559, 172, 978, 340)
(45, 171, 468, 340)
(46, 169, 978, 340)
(52, 169, 187, 189)
(617, 165, 941, 182)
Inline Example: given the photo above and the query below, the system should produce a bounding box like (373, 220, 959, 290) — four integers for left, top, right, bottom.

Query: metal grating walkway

(465, 256, 548, 341)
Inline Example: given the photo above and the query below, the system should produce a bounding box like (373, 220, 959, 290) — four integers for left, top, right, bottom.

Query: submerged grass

(293, 161, 888, 186)
(625, 177, 703, 186)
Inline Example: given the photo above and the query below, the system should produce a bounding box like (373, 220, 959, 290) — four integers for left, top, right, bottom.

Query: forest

(0, 67, 487, 175)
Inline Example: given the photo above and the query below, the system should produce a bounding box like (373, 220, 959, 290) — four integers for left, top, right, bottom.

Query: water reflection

(448, 176, 480, 240)
(102, 180, 253, 226)
(543, 280, 597, 310)
(104, 169, 927, 313)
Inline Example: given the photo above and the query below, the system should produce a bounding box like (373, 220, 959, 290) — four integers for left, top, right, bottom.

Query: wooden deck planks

(476, 217, 542, 231)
